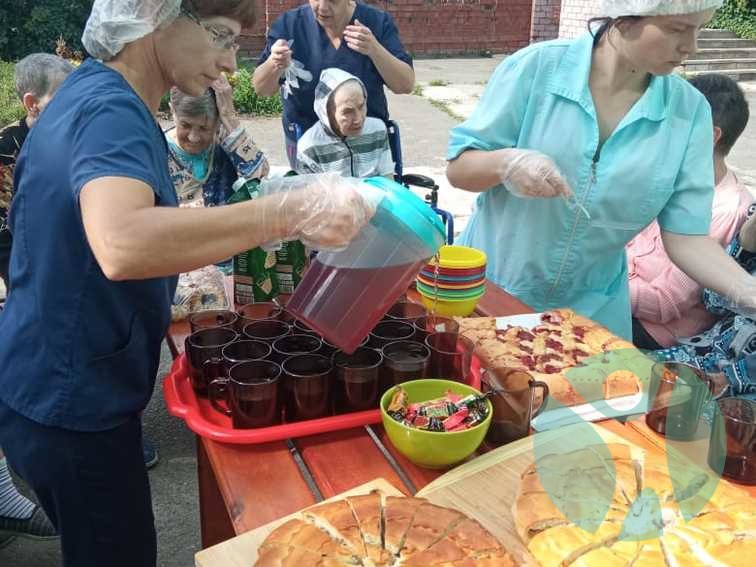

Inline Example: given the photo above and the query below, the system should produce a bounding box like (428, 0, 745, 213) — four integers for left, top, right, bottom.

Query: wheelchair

(292, 120, 455, 244)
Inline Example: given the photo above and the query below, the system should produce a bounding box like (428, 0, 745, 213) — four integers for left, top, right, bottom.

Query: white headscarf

(82, 0, 182, 61)
(600, 0, 723, 17)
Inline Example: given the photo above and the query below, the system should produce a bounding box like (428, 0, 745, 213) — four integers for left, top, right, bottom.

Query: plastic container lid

(363, 177, 445, 252)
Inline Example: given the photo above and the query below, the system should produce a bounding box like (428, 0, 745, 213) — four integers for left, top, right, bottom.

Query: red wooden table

(165, 282, 755, 550)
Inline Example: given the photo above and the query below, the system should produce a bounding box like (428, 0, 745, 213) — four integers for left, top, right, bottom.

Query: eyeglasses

(180, 6, 240, 52)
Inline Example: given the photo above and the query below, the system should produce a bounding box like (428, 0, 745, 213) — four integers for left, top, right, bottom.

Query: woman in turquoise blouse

(447, 0, 756, 339)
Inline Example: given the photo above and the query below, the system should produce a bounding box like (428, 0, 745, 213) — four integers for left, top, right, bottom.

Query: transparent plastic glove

(498, 148, 573, 199)
(720, 277, 756, 318)
(282, 47, 313, 100)
(254, 173, 376, 251)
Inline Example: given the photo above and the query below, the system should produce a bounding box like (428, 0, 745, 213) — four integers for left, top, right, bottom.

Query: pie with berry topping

(457, 309, 642, 406)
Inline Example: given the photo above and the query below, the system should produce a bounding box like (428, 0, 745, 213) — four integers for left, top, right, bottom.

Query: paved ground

(3, 56, 756, 566)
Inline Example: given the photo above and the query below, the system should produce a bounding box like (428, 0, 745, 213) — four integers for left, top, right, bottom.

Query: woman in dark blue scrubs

(253, 0, 414, 167)
(0, 1, 372, 565)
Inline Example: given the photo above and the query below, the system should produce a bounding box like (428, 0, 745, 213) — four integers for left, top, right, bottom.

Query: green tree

(0, 0, 92, 61)
(711, 0, 756, 40)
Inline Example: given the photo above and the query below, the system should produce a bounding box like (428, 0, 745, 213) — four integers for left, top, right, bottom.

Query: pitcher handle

(530, 380, 550, 418)
(208, 377, 232, 416)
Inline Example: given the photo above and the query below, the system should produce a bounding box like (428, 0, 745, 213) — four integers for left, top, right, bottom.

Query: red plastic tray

(163, 353, 483, 444)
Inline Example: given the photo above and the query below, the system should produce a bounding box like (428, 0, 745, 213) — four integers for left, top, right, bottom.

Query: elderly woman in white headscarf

(0, 1, 373, 565)
(446, 0, 756, 343)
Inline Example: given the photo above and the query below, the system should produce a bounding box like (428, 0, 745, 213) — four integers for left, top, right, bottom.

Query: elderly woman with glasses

(166, 76, 269, 209)
(0, 1, 373, 565)
(253, 0, 414, 167)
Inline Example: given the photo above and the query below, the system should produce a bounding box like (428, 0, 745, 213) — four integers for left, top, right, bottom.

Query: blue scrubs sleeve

(657, 98, 714, 235)
(70, 96, 162, 200)
(257, 15, 287, 67)
(447, 47, 539, 160)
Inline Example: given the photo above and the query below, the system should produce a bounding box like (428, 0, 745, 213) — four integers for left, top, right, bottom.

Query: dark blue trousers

(0, 401, 156, 567)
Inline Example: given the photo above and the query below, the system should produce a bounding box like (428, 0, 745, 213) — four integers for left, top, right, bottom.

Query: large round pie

(255, 492, 515, 566)
(514, 443, 755, 566)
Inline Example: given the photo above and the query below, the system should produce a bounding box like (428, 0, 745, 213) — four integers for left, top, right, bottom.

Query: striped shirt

(297, 116, 393, 178)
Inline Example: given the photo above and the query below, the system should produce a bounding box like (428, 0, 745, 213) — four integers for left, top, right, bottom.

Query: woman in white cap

(0, 1, 372, 565)
(446, 0, 756, 340)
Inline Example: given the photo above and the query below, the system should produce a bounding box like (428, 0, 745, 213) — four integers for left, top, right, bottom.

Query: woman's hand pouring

(255, 174, 375, 250)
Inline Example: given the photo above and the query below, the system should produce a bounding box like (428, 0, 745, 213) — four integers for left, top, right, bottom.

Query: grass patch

(428, 79, 449, 87)
(411, 83, 424, 96)
(429, 98, 464, 121)
(0, 61, 24, 127)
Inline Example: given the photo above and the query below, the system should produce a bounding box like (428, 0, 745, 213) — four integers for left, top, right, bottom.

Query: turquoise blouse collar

(547, 32, 667, 124)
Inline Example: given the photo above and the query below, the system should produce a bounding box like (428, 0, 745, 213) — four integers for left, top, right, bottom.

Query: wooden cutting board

(194, 478, 405, 567)
(415, 422, 664, 566)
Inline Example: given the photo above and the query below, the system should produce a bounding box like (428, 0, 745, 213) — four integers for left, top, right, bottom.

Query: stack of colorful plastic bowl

(416, 245, 487, 316)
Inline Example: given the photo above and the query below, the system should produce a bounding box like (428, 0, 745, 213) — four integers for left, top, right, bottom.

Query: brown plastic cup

(236, 302, 283, 331)
(221, 339, 271, 369)
(708, 397, 756, 485)
(645, 362, 714, 440)
(242, 319, 291, 343)
(273, 295, 296, 323)
(271, 333, 322, 364)
(208, 360, 282, 429)
(384, 300, 428, 323)
(293, 319, 318, 335)
(425, 332, 475, 383)
(381, 340, 430, 392)
(332, 347, 383, 413)
(188, 309, 239, 333)
(368, 320, 415, 349)
(185, 327, 238, 395)
(412, 315, 459, 343)
(283, 354, 333, 421)
(482, 368, 549, 446)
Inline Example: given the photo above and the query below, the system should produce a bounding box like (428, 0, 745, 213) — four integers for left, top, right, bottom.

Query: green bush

(0, 61, 24, 127)
(0, 0, 91, 61)
(711, 0, 756, 40)
(158, 69, 283, 117)
(231, 67, 283, 116)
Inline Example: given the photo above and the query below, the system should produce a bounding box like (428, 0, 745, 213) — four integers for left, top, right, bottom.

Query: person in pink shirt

(628, 73, 753, 350)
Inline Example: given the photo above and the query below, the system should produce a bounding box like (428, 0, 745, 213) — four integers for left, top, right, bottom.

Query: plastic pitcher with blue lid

(287, 177, 446, 353)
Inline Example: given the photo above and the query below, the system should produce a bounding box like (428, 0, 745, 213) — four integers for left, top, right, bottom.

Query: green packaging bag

(228, 178, 279, 303)
(275, 241, 307, 294)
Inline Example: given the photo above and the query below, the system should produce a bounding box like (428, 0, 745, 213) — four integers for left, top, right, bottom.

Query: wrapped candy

(387, 387, 489, 432)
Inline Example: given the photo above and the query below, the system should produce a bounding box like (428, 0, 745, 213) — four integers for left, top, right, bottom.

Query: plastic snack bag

(171, 265, 230, 322)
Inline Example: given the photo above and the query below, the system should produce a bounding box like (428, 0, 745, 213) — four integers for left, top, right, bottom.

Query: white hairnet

(82, 0, 182, 61)
(600, 0, 723, 17)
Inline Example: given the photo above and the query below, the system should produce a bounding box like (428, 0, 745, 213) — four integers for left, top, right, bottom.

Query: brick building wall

(530, 0, 562, 43)
(239, 0, 534, 58)
(558, 0, 600, 38)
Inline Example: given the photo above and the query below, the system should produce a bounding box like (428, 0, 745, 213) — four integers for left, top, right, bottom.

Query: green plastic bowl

(380, 379, 492, 469)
